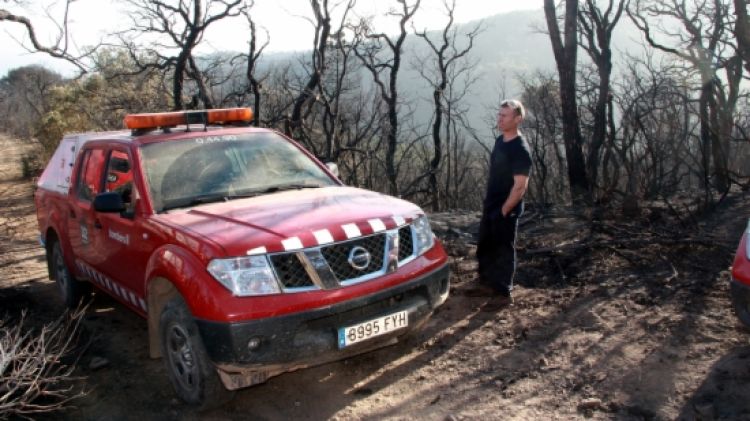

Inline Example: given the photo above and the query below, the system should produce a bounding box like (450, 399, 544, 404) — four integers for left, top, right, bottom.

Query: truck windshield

(140, 132, 338, 212)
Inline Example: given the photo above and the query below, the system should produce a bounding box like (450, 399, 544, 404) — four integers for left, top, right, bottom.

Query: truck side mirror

(93, 192, 126, 213)
(325, 162, 340, 178)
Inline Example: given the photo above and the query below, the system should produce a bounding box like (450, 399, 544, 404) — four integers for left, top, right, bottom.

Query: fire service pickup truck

(34, 108, 449, 407)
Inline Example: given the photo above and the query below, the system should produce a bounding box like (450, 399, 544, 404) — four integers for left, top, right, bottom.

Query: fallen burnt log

(523, 236, 734, 256)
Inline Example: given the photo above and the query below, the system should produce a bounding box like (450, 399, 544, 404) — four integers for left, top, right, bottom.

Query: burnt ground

(2, 133, 750, 420)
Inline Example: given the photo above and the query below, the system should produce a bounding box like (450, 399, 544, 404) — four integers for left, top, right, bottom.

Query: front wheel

(50, 241, 90, 308)
(159, 296, 234, 408)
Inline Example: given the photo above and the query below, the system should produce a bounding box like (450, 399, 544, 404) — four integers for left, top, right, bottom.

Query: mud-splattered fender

(144, 244, 228, 358)
(36, 191, 76, 279)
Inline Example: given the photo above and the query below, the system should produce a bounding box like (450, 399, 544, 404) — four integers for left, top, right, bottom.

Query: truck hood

(153, 186, 423, 256)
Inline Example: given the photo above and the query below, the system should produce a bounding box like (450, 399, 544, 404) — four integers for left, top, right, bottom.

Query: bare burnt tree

(0, 0, 94, 74)
(520, 71, 565, 206)
(0, 309, 87, 418)
(544, 0, 590, 204)
(190, 51, 242, 108)
(354, 0, 421, 196)
(122, 0, 246, 110)
(439, 66, 484, 210)
(413, 0, 480, 211)
(735, 0, 750, 73)
(314, 4, 361, 163)
(287, 0, 351, 141)
(629, 0, 741, 200)
(260, 62, 299, 129)
(240, 6, 268, 126)
(335, 87, 385, 187)
(614, 56, 694, 204)
(578, 0, 625, 198)
(731, 100, 750, 186)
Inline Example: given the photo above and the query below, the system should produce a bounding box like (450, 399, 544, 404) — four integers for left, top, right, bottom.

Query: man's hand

(501, 205, 512, 218)
(501, 174, 529, 217)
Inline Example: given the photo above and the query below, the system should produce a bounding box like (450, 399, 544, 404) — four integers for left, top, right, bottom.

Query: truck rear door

(69, 147, 107, 268)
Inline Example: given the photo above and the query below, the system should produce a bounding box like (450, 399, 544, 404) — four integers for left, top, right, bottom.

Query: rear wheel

(159, 296, 234, 409)
(731, 282, 750, 329)
(50, 241, 90, 308)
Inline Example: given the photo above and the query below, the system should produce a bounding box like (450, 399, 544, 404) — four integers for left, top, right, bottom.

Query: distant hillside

(400, 9, 557, 132)
(399, 8, 645, 132)
(244, 8, 646, 135)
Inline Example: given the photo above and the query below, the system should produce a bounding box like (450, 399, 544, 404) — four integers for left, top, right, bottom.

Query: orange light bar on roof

(123, 108, 253, 130)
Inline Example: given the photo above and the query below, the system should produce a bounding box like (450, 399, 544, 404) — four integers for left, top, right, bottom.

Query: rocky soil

(2, 133, 749, 420)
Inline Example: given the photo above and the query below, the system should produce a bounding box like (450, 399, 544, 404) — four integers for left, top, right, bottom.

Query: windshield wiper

(261, 183, 323, 193)
(228, 184, 323, 198)
(161, 193, 229, 212)
(161, 184, 325, 211)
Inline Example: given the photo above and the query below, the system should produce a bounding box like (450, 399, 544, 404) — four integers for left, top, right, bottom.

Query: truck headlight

(413, 215, 435, 256)
(207, 256, 281, 296)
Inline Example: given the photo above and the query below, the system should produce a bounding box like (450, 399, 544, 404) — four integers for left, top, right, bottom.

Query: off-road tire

(731, 282, 750, 329)
(159, 296, 234, 409)
(50, 240, 90, 308)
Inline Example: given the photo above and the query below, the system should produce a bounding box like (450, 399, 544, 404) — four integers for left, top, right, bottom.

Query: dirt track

(2, 133, 750, 420)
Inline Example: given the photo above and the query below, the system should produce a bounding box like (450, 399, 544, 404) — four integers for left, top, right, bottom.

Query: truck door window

(105, 150, 136, 214)
(77, 148, 106, 202)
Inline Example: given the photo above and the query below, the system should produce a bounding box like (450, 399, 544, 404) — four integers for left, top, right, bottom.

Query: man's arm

(501, 174, 529, 217)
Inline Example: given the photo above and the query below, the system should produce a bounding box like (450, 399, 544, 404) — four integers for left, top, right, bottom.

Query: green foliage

(35, 48, 173, 157)
(21, 153, 43, 179)
(0, 65, 64, 141)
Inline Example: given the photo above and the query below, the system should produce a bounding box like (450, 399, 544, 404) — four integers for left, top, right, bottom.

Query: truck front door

(93, 148, 151, 314)
(70, 146, 151, 314)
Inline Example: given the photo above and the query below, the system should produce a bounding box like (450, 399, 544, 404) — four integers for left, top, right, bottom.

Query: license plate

(338, 310, 409, 348)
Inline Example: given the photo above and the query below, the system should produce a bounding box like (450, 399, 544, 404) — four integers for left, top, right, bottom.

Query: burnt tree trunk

(579, 0, 624, 196)
(243, 13, 267, 127)
(736, 0, 750, 73)
(187, 56, 214, 109)
(288, 0, 331, 139)
(544, 0, 590, 204)
(354, 0, 421, 196)
(415, 1, 478, 210)
(173, 50, 189, 110)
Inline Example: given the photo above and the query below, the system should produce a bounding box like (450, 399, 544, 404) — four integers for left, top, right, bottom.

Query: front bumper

(195, 263, 449, 389)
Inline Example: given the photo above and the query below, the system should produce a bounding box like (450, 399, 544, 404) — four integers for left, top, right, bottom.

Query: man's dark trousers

(476, 211, 518, 296)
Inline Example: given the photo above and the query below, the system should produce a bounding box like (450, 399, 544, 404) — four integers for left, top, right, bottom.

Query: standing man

(471, 99, 532, 308)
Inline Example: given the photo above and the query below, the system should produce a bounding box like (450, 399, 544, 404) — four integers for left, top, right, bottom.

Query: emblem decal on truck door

(108, 229, 130, 245)
(80, 223, 89, 245)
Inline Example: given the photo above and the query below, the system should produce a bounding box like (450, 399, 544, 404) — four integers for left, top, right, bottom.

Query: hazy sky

(0, 0, 543, 76)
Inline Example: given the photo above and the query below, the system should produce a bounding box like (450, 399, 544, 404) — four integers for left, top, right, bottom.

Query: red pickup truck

(34, 108, 449, 407)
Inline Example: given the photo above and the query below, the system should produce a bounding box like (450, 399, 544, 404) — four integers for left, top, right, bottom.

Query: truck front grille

(321, 234, 386, 281)
(270, 254, 314, 289)
(398, 225, 414, 261)
(268, 222, 417, 292)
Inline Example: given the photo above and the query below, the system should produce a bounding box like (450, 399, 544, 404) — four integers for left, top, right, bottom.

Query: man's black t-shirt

(483, 134, 532, 214)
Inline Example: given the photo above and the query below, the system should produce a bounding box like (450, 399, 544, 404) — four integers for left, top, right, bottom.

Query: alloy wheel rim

(54, 247, 70, 294)
(167, 324, 198, 391)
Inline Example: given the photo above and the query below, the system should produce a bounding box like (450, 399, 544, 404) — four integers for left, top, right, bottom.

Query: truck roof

(36, 131, 129, 195)
(36, 125, 273, 195)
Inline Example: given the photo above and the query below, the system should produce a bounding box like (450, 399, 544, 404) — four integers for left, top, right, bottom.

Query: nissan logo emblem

(348, 246, 371, 271)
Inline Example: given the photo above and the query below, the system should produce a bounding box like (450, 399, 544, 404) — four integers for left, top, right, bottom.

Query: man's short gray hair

(500, 99, 525, 119)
